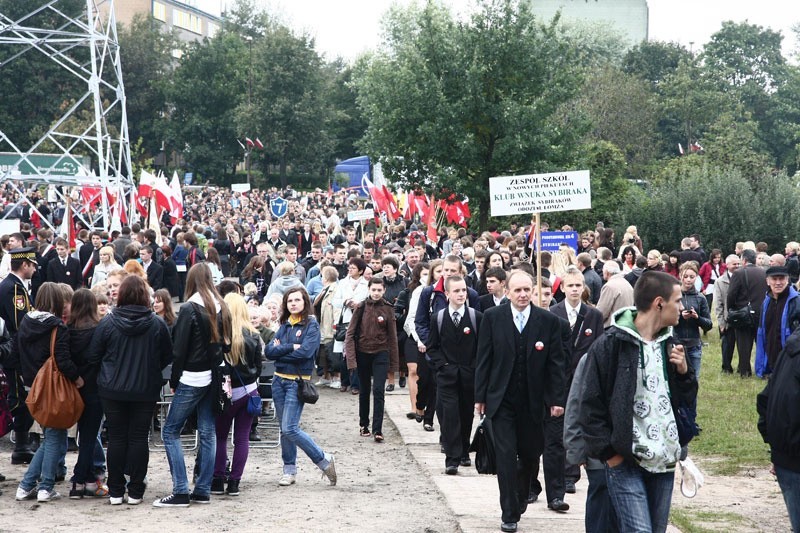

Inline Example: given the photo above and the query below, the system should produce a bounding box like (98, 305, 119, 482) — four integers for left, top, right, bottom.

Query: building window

(173, 9, 202, 34)
(152, 1, 166, 22)
(208, 22, 219, 38)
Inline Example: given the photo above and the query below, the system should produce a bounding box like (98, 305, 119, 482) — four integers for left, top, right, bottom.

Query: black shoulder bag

(727, 269, 755, 329)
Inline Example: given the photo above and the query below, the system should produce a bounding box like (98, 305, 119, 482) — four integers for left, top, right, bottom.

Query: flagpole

(534, 212, 542, 307)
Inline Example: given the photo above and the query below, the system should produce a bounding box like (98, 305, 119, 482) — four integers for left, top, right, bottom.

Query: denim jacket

(264, 316, 320, 376)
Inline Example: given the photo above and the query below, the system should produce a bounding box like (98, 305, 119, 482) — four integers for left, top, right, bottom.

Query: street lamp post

(246, 35, 253, 186)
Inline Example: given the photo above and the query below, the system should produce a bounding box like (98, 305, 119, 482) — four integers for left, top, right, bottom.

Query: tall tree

(622, 40, 691, 89)
(0, 0, 87, 150)
(239, 25, 335, 186)
(354, 0, 586, 229)
(118, 15, 179, 162)
(164, 31, 247, 180)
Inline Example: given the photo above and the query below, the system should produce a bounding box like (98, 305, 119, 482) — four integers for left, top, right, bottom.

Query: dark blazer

(551, 301, 604, 377)
(727, 264, 768, 323)
(144, 261, 164, 290)
(479, 293, 506, 312)
(46, 256, 82, 290)
(475, 302, 566, 422)
(427, 307, 483, 372)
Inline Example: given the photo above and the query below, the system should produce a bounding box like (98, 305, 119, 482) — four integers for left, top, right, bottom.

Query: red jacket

(699, 261, 727, 291)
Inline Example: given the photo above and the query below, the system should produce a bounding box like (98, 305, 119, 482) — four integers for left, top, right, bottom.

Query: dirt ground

(670, 458, 792, 532)
(0, 383, 793, 533)
(0, 386, 459, 533)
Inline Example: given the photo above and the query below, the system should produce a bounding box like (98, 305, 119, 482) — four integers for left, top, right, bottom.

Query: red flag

(255, 137, 264, 149)
(80, 187, 102, 211)
(246, 137, 255, 148)
(381, 184, 400, 221)
(426, 194, 438, 243)
(528, 222, 538, 247)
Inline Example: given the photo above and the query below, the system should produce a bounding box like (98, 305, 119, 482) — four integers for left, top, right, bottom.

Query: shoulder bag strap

(743, 268, 750, 306)
(49, 327, 57, 359)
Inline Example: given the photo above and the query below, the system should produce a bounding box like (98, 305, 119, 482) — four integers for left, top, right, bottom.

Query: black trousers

(734, 326, 755, 376)
(529, 412, 566, 502)
(720, 326, 736, 372)
(492, 397, 544, 524)
(8, 369, 33, 437)
(356, 351, 389, 435)
(416, 354, 437, 425)
(436, 367, 474, 467)
(102, 398, 155, 499)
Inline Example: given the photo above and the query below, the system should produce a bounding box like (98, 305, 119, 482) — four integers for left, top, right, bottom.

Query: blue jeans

(162, 383, 216, 496)
(586, 467, 619, 533)
(775, 465, 800, 531)
(686, 344, 702, 379)
(20, 427, 67, 492)
(605, 460, 674, 533)
(272, 375, 331, 475)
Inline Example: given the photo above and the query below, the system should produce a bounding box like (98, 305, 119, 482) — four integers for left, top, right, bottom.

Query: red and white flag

(245, 137, 255, 148)
(254, 137, 264, 149)
(169, 171, 184, 223)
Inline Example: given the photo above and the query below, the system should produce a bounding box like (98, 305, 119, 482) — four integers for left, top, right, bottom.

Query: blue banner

(536, 231, 579, 253)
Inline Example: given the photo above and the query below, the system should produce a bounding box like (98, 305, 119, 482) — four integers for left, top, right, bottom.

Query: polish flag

(59, 200, 76, 249)
(254, 138, 264, 149)
(246, 137, 255, 148)
(371, 164, 400, 221)
(169, 171, 184, 222)
(426, 194, 438, 243)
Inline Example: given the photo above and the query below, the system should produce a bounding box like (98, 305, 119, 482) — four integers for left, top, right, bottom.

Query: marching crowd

(0, 184, 797, 532)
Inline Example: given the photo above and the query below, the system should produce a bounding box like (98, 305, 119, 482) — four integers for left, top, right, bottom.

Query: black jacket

(162, 258, 180, 298)
(226, 329, 263, 388)
(727, 264, 768, 324)
(144, 261, 164, 291)
(171, 302, 226, 389)
(674, 288, 713, 347)
(7, 312, 77, 386)
(88, 305, 172, 402)
(579, 325, 698, 463)
(70, 325, 98, 394)
(758, 329, 800, 471)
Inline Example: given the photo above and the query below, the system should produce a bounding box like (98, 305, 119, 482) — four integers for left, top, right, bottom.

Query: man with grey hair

(714, 254, 741, 373)
(596, 261, 634, 329)
(769, 254, 786, 267)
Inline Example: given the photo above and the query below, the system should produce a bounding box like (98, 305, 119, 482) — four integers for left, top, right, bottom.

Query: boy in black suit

(427, 275, 482, 474)
(46, 238, 82, 290)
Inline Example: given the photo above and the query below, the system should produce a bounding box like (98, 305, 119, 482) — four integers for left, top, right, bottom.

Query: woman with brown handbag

(9, 282, 82, 503)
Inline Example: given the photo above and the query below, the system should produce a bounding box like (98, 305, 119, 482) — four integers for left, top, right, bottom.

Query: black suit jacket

(479, 293, 503, 311)
(427, 307, 483, 375)
(475, 303, 566, 421)
(46, 256, 82, 290)
(145, 261, 164, 290)
(551, 301, 604, 377)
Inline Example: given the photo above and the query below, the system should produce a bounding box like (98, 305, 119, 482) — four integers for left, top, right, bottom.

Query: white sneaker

(278, 474, 296, 486)
(127, 497, 143, 505)
(37, 489, 61, 502)
(315, 378, 331, 386)
(328, 380, 341, 389)
(109, 496, 125, 505)
(16, 486, 37, 501)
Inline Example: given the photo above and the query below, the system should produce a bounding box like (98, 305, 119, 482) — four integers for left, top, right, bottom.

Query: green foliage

(0, 0, 87, 149)
(701, 111, 772, 181)
(164, 31, 247, 180)
(354, 0, 586, 229)
(118, 15, 180, 161)
(622, 40, 692, 88)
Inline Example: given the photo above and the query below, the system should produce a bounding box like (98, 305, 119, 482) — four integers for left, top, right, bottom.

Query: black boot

(29, 432, 40, 452)
(11, 431, 34, 465)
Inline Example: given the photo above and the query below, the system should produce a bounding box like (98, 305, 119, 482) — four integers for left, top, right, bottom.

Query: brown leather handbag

(25, 328, 84, 429)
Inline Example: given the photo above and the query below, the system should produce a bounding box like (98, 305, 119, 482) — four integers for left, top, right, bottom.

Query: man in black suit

(726, 249, 768, 376)
(140, 246, 164, 290)
(551, 270, 604, 493)
(427, 275, 482, 475)
(46, 238, 82, 290)
(79, 231, 103, 286)
(475, 271, 567, 533)
(479, 267, 507, 311)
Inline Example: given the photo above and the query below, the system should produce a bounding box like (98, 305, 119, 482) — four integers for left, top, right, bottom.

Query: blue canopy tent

(333, 155, 370, 196)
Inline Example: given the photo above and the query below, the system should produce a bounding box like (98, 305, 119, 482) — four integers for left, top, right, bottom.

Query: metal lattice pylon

(0, 0, 133, 231)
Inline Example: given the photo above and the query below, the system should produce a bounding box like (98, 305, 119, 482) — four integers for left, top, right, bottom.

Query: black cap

(765, 266, 789, 277)
(9, 247, 37, 264)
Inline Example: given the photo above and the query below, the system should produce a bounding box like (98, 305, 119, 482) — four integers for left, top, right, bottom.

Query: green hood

(611, 307, 673, 343)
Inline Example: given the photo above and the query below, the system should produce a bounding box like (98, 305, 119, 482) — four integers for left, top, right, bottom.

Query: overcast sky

(249, 0, 800, 61)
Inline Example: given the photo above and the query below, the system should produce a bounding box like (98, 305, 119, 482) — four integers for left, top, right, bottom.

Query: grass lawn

(690, 329, 771, 475)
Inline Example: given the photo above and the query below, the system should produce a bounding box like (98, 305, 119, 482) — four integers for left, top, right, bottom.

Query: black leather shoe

(249, 429, 262, 442)
(385, 384, 395, 392)
(445, 466, 458, 475)
(500, 522, 517, 532)
(525, 492, 538, 504)
(460, 456, 471, 467)
(565, 481, 576, 494)
(548, 498, 570, 512)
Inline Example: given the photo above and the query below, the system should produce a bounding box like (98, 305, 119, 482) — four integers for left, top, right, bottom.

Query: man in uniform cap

(755, 265, 800, 378)
(0, 246, 37, 465)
